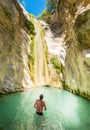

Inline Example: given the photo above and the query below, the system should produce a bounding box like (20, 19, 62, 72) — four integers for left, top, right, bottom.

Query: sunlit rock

(51, 0, 90, 99)
(85, 53, 90, 66)
(0, 0, 33, 93)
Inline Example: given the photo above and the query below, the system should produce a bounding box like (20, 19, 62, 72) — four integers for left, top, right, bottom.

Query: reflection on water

(0, 87, 90, 130)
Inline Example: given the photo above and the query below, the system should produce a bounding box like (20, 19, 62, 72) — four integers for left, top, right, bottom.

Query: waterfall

(33, 20, 50, 87)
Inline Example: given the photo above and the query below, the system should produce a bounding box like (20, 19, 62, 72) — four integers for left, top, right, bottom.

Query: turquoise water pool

(0, 87, 90, 130)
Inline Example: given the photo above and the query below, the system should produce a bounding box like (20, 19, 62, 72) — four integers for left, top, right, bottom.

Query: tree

(46, 0, 56, 12)
(38, 0, 56, 22)
(38, 9, 51, 22)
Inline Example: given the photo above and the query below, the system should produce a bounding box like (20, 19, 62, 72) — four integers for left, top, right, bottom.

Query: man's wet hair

(40, 94, 43, 100)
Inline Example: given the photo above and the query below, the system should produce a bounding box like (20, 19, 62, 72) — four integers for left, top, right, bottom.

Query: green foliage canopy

(46, 0, 56, 12)
(38, 0, 56, 22)
(25, 19, 35, 35)
(38, 9, 51, 22)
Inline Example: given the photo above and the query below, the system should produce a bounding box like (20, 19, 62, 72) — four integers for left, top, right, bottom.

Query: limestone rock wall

(0, 0, 33, 94)
(52, 0, 90, 98)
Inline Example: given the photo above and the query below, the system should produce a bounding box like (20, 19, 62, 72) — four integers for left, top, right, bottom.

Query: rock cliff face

(51, 0, 90, 98)
(0, 0, 33, 93)
(0, 0, 61, 93)
(0, 0, 90, 99)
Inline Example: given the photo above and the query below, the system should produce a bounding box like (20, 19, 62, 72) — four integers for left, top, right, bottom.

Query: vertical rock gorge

(0, 0, 90, 100)
(50, 0, 90, 99)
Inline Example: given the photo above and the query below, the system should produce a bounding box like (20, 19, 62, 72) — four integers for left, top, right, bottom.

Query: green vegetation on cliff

(4, 7, 13, 20)
(28, 14, 36, 80)
(30, 34, 34, 56)
(41, 29, 48, 63)
(63, 83, 90, 100)
(38, 9, 51, 22)
(25, 19, 35, 35)
(50, 56, 61, 74)
(47, 0, 56, 12)
(28, 34, 35, 80)
(38, 0, 55, 22)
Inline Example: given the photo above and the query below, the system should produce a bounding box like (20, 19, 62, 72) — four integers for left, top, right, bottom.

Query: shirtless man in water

(34, 94, 47, 115)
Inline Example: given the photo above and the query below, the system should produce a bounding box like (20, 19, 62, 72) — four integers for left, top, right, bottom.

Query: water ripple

(0, 87, 90, 130)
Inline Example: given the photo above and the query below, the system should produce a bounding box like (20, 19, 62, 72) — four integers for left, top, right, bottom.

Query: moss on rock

(50, 56, 61, 74)
(25, 19, 35, 35)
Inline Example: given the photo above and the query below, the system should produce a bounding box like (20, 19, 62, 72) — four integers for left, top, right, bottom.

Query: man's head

(40, 94, 43, 100)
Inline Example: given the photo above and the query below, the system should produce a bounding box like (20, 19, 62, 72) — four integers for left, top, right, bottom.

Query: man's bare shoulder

(36, 99, 39, 102)
(42, 100, 46, 104)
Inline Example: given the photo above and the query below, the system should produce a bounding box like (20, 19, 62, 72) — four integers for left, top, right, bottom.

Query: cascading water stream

(33, 20, 49, 86)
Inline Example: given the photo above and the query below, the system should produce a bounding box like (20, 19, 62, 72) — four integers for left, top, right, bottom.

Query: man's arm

(43, 101, 47, 110)
(34, 100, 37, 108)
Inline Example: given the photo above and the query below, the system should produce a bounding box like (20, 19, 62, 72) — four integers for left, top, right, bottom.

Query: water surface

(0, 87, 90, 130)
